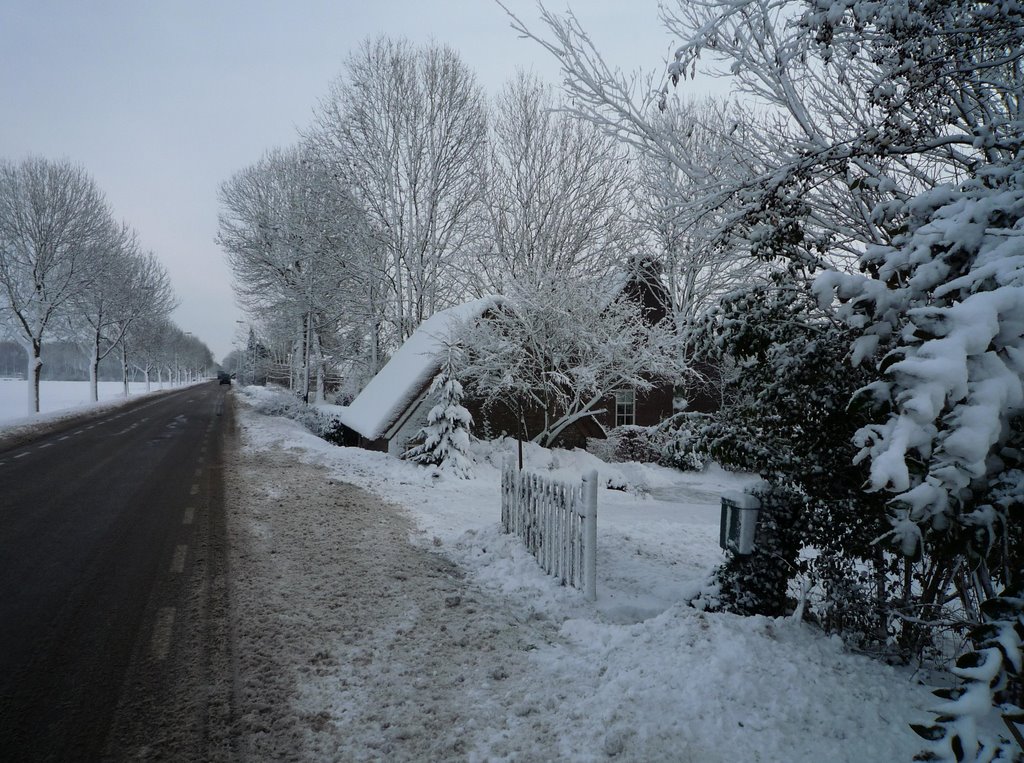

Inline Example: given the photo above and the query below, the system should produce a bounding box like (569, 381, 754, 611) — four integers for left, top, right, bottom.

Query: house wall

(467, 397, 605, 449)
(592, 381, 675, 432)
(387, 393, 432, 458)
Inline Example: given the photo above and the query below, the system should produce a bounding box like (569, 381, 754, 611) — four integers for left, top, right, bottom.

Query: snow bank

(237, 393, 935, 760)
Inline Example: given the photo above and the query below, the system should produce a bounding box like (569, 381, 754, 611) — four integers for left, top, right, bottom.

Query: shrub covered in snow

(241, 385, 346, 444)
(656, 412, 712, 472)
(688, 273, 901, 642)
(816, 169, 1024, 760)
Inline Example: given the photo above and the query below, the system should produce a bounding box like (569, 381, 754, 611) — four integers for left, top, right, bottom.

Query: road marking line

(37, 443, 51, 449)
(14, 452, 29, 459)
(194, 466, 202, 478)
(73, 430, 84, 435)
(182, 507, 195, 525)
(170, 545, 188, 573)
(151, 607, 175, 660)
(190, 484, 199, 495)
(58, 435, 69, 441)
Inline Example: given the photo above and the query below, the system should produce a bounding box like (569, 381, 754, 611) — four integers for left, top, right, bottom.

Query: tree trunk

(27, 339, 42, 414)
(121, 343, 130, 397)
(89, 337, 100, 403)
(313, 328, 325, 404)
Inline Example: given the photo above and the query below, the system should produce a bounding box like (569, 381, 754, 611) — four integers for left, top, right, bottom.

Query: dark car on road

(217, 372, 232, 385)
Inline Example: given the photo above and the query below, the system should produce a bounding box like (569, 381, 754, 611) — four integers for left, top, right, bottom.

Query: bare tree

(476, 72, 631, 294)
(0, 156, 113, 412)
(312, 37, 489, 342)
(72, 224, 175, 401)
(218, 144, 372, 402)
(114, 250, 176, 396)
(630, 99, 764, 328)
(460, 275, 685, 447)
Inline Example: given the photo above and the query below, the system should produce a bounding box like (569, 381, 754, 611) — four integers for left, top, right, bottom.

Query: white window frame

(614, 389, 636, 427)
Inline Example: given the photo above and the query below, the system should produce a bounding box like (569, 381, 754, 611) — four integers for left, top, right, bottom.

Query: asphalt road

(0, 382, 234, 761)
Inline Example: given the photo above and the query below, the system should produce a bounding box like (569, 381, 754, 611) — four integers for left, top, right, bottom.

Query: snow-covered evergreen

(404, 347, 474, 478)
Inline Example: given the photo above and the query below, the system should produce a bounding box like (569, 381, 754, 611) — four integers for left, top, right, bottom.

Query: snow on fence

(501, 460, 597, 601)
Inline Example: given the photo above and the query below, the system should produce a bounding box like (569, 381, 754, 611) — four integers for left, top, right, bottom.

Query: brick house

(337, 261, 692, 455)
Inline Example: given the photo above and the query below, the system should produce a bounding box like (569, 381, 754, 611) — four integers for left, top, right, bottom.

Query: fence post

(582, 470, 598, 602)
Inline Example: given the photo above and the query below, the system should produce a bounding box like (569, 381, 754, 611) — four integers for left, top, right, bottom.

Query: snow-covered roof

(338, 296, 502, 441)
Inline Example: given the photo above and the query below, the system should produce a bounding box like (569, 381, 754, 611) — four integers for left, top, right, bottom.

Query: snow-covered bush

(404, 349, 474, 478)
(699, 481, 808, 618)
(241, 385, 345, 443)
(599, 425, 664, 464)
(687, 274, 914, 648)
(656, 412, 711, 472)
(815, 171, 1024, 758)
(815, 173, 1024, 566)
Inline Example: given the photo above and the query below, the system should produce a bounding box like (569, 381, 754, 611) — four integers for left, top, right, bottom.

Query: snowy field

(0, 379, 178, 429)
(238, 386, 935, 760)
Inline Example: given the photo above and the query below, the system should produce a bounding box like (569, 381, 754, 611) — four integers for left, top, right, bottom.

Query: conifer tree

(405, 347, 474, 478)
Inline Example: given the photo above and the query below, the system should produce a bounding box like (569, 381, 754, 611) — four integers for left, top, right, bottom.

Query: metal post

(582, 469, 598, 602)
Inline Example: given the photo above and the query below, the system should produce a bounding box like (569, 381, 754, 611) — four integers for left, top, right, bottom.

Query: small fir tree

(405, 347, 474, 478)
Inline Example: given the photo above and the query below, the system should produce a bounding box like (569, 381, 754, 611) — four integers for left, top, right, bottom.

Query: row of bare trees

(0, 156, 202, 413)
(219, 37, 753, 417)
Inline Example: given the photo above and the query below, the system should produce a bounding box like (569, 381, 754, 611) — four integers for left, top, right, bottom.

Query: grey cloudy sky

(1, 1, 678, 361)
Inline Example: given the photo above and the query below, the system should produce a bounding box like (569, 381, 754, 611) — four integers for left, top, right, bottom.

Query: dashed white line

(194, 466, 202, 478)
(37, 442, 51, 449)
(58, 435, 69, 441)
(151, 608, 176, 661)
(170, 544, 188, 573)
(190, 484, 199, 496)
(14, 452, 29, 459)
(182, 507, 195, 525)
(73, 430, 84, 435)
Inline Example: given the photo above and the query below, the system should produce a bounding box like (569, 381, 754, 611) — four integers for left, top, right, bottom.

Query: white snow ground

(0, 379, 169, 427)
(236, 386, 936, 761)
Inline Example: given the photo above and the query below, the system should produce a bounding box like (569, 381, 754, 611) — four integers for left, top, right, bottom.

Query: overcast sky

(1, 1, 681, 361)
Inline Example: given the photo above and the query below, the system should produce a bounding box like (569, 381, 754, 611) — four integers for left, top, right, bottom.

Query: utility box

(720, 490, 761, 555)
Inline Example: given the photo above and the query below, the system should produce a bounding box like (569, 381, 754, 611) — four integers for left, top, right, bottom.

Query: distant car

(218, 372, 232, 385)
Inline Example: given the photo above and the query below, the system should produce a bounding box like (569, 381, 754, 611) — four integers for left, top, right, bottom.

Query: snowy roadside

(0, 381, 202, 450)
(232, 388, 935, 761)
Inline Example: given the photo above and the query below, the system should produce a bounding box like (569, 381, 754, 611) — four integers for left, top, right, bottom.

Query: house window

(614, 389, 635, 427)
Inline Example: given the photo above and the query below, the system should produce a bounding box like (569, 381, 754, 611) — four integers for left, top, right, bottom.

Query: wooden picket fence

(501, 460, 598, 601)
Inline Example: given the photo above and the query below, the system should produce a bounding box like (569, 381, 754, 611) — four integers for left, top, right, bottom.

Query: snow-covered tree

(629, 99, 764, 329)
(0, 157, 113, 412)
(312, 37, 488, 341)
(405, 345, 474, 478)
(460, 267, 684, 448)
(474, 72, 630, 294)
(113, 250, 176, 396)
(73, 221, 137, 401)
(218, 144, 371, 402)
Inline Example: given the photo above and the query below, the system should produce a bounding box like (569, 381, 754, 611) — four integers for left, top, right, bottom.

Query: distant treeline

(0, 342, 134, 382)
